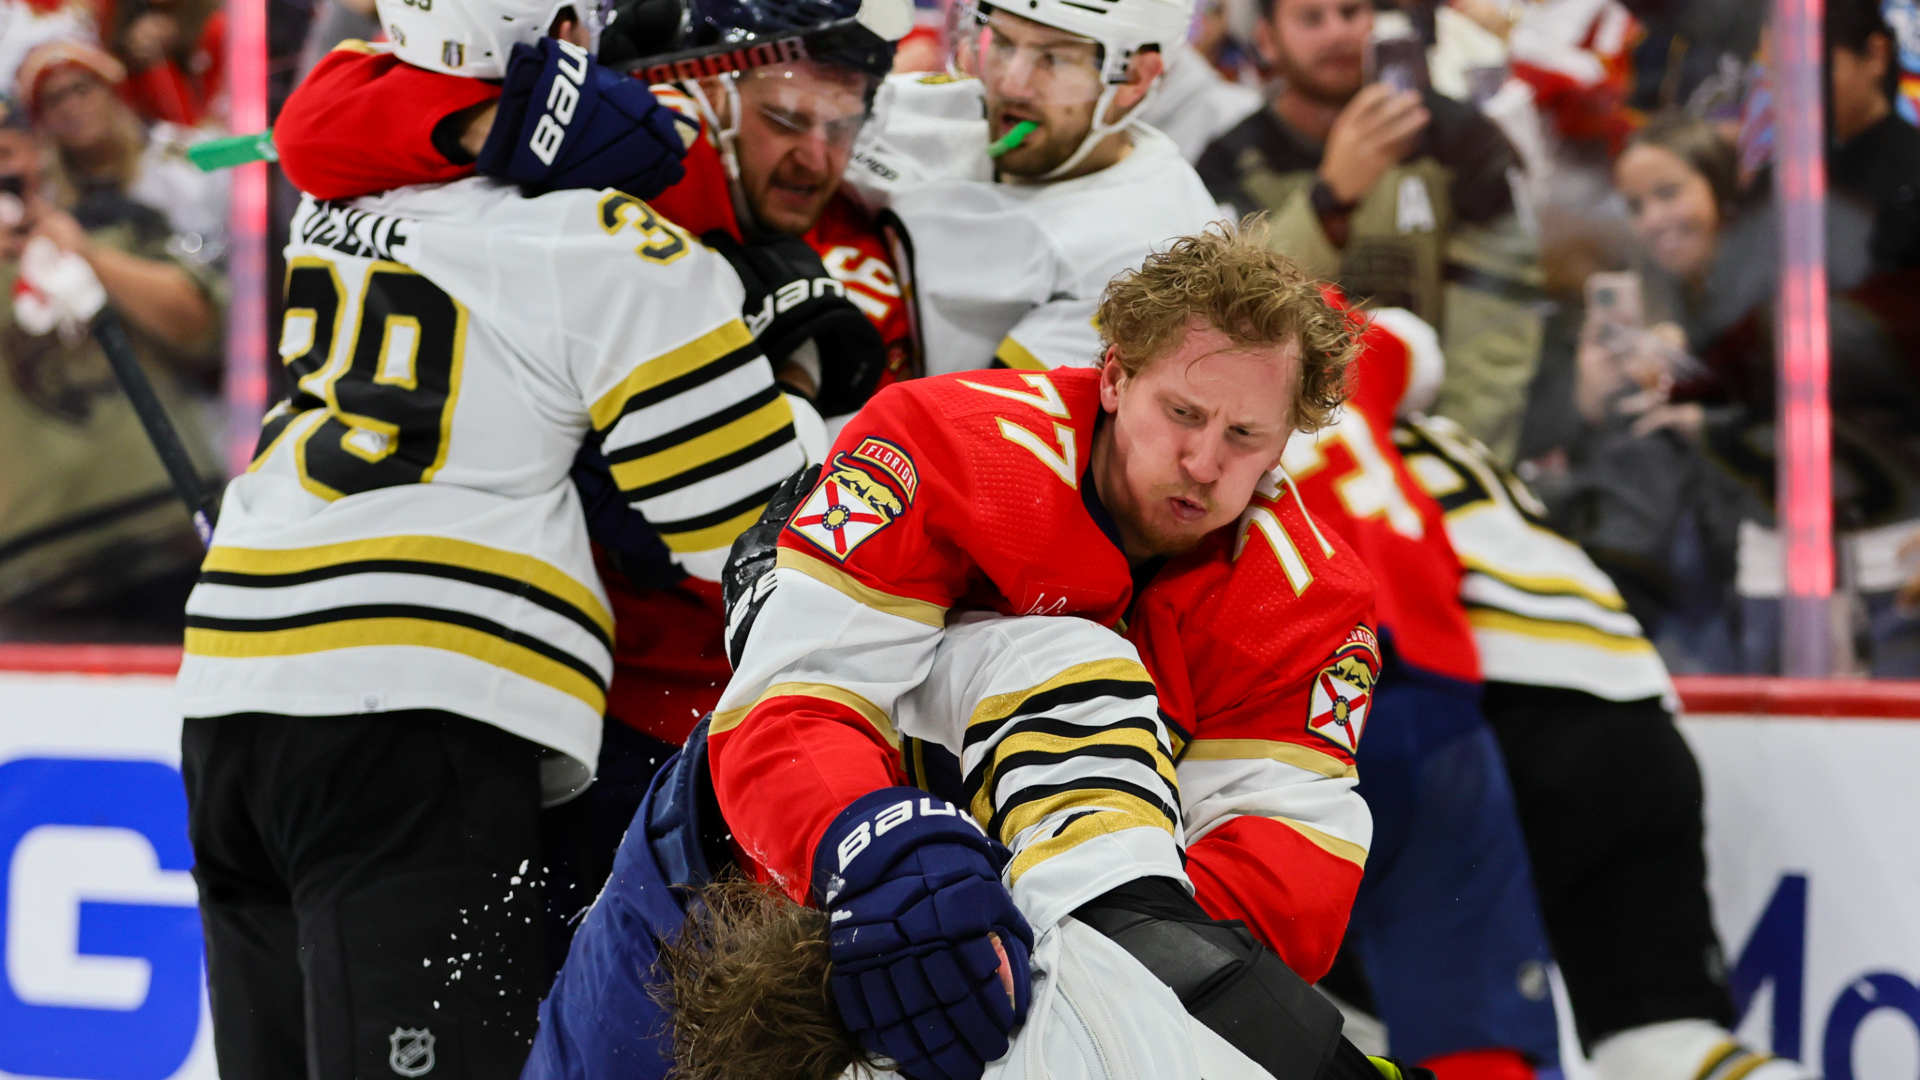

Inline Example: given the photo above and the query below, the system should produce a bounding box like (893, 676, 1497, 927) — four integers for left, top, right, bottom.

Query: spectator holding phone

(1197, 0, 1544, 462)
(19, 39, 228, 257)
(0, 93, 223, 641)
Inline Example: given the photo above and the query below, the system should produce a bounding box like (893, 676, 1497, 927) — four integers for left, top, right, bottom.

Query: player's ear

(548, 6, 591, 48)
(1098, 346, 1127, 413)
(1109, 48, 1164, 116)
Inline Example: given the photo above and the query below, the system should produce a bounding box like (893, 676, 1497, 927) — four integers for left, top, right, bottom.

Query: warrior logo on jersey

(1308, 625, 1380, 754)
(789, 442, 917, 561)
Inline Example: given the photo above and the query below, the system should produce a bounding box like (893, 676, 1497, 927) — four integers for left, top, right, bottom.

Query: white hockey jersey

(1396, 414, 1673, 703)
(177, 181, 805, 801)
(843, 74, 1224, 376)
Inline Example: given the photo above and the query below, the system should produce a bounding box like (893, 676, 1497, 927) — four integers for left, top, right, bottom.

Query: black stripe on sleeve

(648, 482, 782, 538)
(185, 603, 608, 693)
(605, 382, 782, 464)
(985, 776, 1182, 844)
(962, 714, 1167, 802)
(961, 678, 1160, 750)
(973, 743, 1176, 811)
(197, 560, 612, 654)
(601, 341, 767, 432)
(623, 427, 798, 502)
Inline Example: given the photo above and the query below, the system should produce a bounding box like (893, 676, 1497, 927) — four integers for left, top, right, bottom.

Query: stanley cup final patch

(1308, 625, 1381, 754)
(789, 440, 917, 562)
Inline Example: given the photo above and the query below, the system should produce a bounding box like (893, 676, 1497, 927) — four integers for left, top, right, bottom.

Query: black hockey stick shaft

(93, 307, 218, 547)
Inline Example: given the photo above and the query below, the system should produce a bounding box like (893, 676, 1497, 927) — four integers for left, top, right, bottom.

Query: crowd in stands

(1, 0, 1916, 678)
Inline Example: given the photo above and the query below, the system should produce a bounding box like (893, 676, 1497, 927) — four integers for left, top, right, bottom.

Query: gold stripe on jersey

(968, 658, 1152, 727)
(1006, 801, 1177, 884)
(968, 725, 1181, 829)
(609, 394, 794, 492)
(658, 502, 769, 555)
(994, 336, 1048, 371)
(776, 548, 949, 627)
(1181, 737, 1358, 780)
(1458, 550, 1629, 611)
(185, 617, 605, 712)
(590, 320, 758, 431)
(709, 680, 901, 749)
(998, 790, 1181, 883)
(1467, 607, 1658, 654)
(202, 536, 614, 639)
(1260, 813, 1369, 868)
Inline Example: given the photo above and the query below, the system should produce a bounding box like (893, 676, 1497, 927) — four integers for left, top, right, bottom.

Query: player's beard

(987, 105, 1094, 178)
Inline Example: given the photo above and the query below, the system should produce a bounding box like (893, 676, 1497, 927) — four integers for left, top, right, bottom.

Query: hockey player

(172, 0, 821, 1075)
(269, 0, 915, 746)
(1279, 306, 1560, 1080)
(1397, 415, 1814, 1080)
(839, 0, 1222, 375)
(524, 229, 1414, 1080)
(701, 228, 1392, 1079)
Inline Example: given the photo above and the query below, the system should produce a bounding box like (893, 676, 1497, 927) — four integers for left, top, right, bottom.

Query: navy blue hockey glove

(721, 463, 819, 668)
(477, 37, 687, 198)
(570, 439, 686, 588)
(815, 788, 1034, 1080)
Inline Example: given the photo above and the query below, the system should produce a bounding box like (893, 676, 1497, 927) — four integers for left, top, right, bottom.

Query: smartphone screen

(1585, 272, 1645, 329)
(1371, 37, 1429, 94)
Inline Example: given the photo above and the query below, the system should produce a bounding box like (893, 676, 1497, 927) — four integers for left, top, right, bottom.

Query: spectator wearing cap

(19, 37, 228, 254)
(0, 91, 223, 641)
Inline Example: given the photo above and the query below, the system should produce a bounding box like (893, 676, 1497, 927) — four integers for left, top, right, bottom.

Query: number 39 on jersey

(258, 255, 469, 500)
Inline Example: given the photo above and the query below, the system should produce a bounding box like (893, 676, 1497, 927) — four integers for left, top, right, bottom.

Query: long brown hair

(651, 879, 875, 1080)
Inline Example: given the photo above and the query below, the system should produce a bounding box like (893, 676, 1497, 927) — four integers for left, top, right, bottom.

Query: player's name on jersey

(294, 199, 417, 264)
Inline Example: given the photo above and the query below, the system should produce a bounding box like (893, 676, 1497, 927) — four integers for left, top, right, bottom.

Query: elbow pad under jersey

(1073, 877, 1413, 1080)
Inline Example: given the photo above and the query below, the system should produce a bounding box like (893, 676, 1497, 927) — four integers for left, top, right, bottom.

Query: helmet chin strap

(685, 75, 766, 233)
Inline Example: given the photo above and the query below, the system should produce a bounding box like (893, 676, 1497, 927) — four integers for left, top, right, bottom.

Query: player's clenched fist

(814, 789, 1034, 1080)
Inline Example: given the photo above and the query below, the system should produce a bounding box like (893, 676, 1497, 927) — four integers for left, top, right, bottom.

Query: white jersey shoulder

(179, 181, 802, 801)
(1397, 414, 1673, 703)
(844, 76, 1223, 376)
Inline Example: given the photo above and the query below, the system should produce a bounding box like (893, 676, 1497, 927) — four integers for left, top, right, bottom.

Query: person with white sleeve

(840, 0, 1223, 375)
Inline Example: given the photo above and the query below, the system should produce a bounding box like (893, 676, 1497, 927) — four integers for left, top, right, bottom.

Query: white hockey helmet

(998, 0, 1192, 87)
(376, 0, 607, 78)
(951, 0, 1192, 176)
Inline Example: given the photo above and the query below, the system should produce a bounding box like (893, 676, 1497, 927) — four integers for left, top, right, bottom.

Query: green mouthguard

(187, 130, 279, 172)
(986, 121, 1037, 159)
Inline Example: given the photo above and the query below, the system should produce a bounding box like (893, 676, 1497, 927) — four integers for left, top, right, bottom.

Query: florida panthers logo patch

(789, 446, 915, 561)
(1308, 625, 1380, 753)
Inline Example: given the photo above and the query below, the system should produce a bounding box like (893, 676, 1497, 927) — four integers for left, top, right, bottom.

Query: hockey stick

(92, 307, 220, 547)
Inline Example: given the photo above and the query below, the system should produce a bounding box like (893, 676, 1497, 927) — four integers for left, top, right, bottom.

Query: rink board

(0, 649, 1917, 1080)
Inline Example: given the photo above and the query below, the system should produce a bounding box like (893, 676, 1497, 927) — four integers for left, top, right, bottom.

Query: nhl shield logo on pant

(1308, 626, 1380, 754)
(389, 1027, 436, 1077)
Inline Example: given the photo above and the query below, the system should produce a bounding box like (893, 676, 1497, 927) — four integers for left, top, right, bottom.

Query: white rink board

(3, 669, 1919, 1080)
(0, 671, 216, 1080)
(1677, 714, 1920, 1080)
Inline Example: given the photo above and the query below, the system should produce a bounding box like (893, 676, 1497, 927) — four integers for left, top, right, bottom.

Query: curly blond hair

(1097, 219, 1358, 432)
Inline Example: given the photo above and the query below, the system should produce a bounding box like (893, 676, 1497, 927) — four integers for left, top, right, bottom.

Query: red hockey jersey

(1129, 479, 1378, 979)
(1280, 309, 1480, 683)
(711, 366, 1378, 974)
